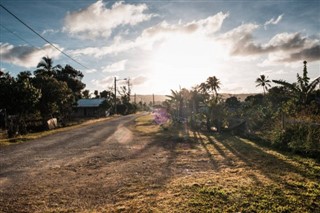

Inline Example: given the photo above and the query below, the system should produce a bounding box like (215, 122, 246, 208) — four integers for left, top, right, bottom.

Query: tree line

(163, 61, 320, 157)
(0, 56, 142, 137)
(0, 57, 86, 135)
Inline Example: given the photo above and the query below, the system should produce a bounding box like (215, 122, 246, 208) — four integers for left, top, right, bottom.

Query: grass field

(0, 116, 114, 145)
(130, 114, 320, 212)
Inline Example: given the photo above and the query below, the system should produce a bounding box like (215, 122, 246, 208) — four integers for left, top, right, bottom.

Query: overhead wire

(0, 23, 43, 50)
(0, 3, 90, 70)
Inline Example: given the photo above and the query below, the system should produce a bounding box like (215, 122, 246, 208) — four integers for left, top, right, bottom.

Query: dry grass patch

(123, 114, 320, 212)
(0, 116, 114, 145)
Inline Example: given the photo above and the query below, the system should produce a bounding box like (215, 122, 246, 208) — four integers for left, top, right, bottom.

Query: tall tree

(94, 90, 100, 98)
(0, 72, 16, 114)
(82, 90, 90, 99)
(34, 56, 57, 77)
(206, 76, 221, 97)
(273, 61, 320, 105)
(32, 76, 73, 122)
(100, 90, 112, 100)
(197, 76, 222, 131)
(56, 64, 86, 100)
(166, 89, 184, 119)
(256, 74, 271, 95)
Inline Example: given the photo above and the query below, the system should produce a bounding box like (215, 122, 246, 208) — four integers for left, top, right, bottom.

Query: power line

(0, 23, 42, 50)
(0, 4, 90, 70)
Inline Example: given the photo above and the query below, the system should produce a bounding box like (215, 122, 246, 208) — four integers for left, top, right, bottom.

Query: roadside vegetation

(0, 56, 147, 139)
(120, 114, 320, 212)
(0, 116, 113, 145)
(162, 61, 320, 160)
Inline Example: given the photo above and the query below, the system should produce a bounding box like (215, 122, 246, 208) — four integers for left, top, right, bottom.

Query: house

(73, 98, 110, 117)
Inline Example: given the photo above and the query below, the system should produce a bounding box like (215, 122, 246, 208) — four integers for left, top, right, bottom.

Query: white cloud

(140, 11, 228, 38)
(63, 0, 154, 39)
(266, 32, 308, 50)
(91, 76, 114, 88)
(131, 75, 148, 85)
(220, 24, 320, 63)
(85, 68, 97, 74)
(0, 42, 62, 68)
(91, 74, 148, 92)
(69, 12, 229, 57)
(219, 23, 260, 55)
(41, 29, 60, 35)
(264, 14, 283, 29)
(102, 59, 127, 73)
(261, 69, 287, 75)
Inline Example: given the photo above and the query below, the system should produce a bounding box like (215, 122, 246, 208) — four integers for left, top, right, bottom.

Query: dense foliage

(0, 57, 86, 136)
(163, 61, 320, 157)
(0, 57, 147, 137)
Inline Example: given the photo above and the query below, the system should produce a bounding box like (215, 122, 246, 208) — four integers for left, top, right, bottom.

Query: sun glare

(150, 34, 228, 92)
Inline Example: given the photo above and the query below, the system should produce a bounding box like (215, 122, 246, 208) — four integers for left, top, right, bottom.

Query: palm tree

(273, 61, 320, 105)
(256, 74, 271, 95)
(34, 56, 57, 77)
(206, 76, 221, 97)
(166, 89, 183, 120)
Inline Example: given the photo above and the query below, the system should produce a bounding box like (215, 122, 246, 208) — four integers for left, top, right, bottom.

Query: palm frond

(307, 76, 320, 93)
(272, 80, 298, 92)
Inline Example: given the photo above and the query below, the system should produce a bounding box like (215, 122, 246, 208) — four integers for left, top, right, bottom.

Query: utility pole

(114, 77, 127, 115)
(127, 78, 131, 102)
(114, 77, 117, 114)
(152, 94, 155, 106)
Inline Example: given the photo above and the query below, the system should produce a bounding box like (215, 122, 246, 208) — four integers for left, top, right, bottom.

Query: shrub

(273, 123, 320, 156)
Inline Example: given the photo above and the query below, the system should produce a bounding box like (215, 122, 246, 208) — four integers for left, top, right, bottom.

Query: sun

(150, 33, 227, 93)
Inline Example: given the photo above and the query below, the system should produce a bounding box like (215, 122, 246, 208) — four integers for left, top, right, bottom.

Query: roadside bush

(273, 123, 320, 157)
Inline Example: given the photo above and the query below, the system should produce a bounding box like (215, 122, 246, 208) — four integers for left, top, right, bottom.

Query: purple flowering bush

(153, 108, 170, 127)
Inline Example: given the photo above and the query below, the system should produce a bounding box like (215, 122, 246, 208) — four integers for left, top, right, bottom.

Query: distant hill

(131, 93, 258, 104)
(131, 95, 167, 105)
(220, 93, 258, 102)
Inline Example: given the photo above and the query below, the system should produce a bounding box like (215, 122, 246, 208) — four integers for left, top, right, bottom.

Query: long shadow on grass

(193, 131, 219, 171)
(208, 133, 319, 184)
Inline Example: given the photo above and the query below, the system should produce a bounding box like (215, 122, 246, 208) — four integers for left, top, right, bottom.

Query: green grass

(0, 116, 114, 146)
(131, 115, 320, 212)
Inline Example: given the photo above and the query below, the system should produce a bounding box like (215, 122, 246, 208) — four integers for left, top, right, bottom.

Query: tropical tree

(273, 61, 320, 105)
(55, 64, 86, 100)
(166, 89, 184, 120)
(32, 76, 73, 123)
(206, 76, 221, 98)
(82, 90, 90, 99)
(34, 56, 57, 77)
(0, 72, 16, 114)
(192, 76, 222, 131)
(94, 90, 100, 98)
(256, 74, 271, 95)
(100, 90, 113, 100)
(15, 72, 41, 116)
(33, 57, 87, 123)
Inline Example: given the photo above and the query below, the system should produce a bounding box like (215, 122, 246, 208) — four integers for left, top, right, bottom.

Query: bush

(273, 123, 320, 156)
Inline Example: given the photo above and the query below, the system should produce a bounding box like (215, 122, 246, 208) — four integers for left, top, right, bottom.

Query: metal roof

(76, 98, 106, 107)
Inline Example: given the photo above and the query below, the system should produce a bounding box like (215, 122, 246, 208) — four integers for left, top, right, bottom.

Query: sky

(1, 0, 319, 95)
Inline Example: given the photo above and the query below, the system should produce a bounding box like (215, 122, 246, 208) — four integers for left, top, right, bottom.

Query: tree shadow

(193, 131, 219, 171)
(210, 133, 319, 184)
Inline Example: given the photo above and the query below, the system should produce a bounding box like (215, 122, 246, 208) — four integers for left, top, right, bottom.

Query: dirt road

(0, 113, 161, 212)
